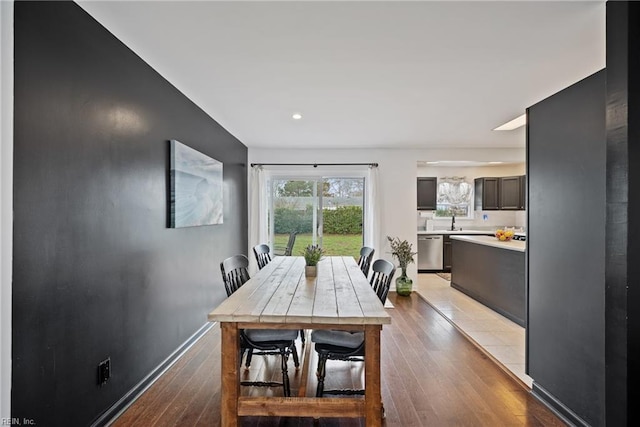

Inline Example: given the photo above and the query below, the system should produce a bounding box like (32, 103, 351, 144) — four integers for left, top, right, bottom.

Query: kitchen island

(450, 236, 526, 326)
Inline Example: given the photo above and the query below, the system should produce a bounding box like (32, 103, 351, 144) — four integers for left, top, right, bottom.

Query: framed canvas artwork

(169, 140, 223, 228)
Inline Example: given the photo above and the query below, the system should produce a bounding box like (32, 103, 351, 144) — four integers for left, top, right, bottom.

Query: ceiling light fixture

(292, 113, 302, 120)
(493, 113, 526, 131)
(489, 161, 504, 164)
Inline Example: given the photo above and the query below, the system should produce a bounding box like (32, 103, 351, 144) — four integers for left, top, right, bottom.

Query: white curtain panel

(437, 176, 473, 204)
(365, 166, 381, 257)
(248, 166, 268, 275)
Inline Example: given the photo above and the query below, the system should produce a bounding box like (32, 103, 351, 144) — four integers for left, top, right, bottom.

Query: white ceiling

(78, 0, 605, 150)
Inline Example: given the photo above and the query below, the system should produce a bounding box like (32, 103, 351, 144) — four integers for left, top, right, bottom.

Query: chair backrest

(357, 246, 375, 277)
(220, 254, 250, 297)
(369, 259, 396, 304)
(253, 244, 271, 270)
(284, 232, 297, 256)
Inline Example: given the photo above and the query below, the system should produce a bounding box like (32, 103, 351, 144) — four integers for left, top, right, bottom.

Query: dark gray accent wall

(527, 70, 606, 426)
(13, 2, 247, 425)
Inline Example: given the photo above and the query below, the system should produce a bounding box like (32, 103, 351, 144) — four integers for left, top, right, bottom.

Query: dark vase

(395, 267, 413, 296)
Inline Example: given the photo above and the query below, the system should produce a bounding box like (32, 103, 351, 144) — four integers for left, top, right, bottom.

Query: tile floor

(413, 273, 533, 388)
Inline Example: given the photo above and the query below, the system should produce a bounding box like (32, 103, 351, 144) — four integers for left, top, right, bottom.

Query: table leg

(221, 322, 239, 427)
(364, 325, 382, 427)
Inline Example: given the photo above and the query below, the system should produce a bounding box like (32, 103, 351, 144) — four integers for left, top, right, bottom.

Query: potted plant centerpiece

(303, 244, 324, 277)
(387, 236, 417, 296)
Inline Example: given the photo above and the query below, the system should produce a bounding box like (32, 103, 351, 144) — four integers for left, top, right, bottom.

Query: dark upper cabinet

(474, 177, 500, 210)
(475, 175, 526, 211)
(499, 176, 521, 210)
(519, 175, 526, 210)
(417, 177, 437, 210)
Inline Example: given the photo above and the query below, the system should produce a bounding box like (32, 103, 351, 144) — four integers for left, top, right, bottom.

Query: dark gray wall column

(527, 70, 606, 426)
(13, 2, 247, 424)
(605, 2, 640, 425)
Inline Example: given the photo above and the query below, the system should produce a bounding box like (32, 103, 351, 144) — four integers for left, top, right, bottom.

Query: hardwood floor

(110, 293, 566, 426)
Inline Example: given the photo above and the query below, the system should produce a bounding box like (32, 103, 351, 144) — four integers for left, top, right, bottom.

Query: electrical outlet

(98, 357, 111, 386)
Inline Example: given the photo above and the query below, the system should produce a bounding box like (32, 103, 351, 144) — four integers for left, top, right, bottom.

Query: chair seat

(312, 258, 394, 398)
(245, 329, 298, 342)
(311, 330, 364, 349)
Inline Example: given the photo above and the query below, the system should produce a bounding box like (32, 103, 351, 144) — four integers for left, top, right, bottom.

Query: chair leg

(238, 347, 246, 369)
(299, 329, 306, 345)
(291, 343, 300, 368)
(315, 353, 328, 397)
(279, 348, 291, 397)
(245, 348, 254, 368)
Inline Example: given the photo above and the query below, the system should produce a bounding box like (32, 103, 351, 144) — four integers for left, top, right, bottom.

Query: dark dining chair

(220, 254, 250, 297)
(310, 259, 395, 398)
(357, 246, 375, 277)
(369, 258, 395, 304)
(273, 231, 297, 256)
(220, 254, 300, 396)
(252, 244, 272, 270)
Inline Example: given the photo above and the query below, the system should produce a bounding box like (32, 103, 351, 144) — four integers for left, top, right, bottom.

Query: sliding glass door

(269, 177, 364, 258)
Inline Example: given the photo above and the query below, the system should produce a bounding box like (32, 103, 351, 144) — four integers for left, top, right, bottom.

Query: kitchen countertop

(450, 235, 526, 252)
(417, 229, 496, 235)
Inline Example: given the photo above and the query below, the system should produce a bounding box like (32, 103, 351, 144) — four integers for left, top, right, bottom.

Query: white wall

(417, 163, 526, 180)
(248, 147, 525, 281)
(0, 0, 13, 419)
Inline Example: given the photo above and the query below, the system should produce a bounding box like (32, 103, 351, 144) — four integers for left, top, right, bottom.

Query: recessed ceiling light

(493, 114, 526, 131)
(292, 113, 302, 120)
(489, 161, 504, 164)
(426, 161, 440, 164)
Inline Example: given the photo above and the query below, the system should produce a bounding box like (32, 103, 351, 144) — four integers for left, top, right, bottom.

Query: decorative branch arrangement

(386, 236, 417, 270)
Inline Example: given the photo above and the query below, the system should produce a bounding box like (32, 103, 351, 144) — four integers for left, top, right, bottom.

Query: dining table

(207, 255, 391, 426)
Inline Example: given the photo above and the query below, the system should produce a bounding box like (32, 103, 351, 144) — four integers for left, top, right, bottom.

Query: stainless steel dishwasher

(418, 235, 443, 270)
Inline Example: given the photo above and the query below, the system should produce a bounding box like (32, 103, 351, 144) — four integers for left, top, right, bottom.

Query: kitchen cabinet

(417, 177, 437, 210)
(475, 175, 526, 211)
(519, 174, 526, 210)
(443, 235, 452, 271)
(499, 176, 521, 210)
(474, 177, 500, 210)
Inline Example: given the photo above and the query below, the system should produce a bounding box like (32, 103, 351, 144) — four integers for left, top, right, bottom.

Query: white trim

(99, 323, 214, 426)
(0, 0, 14, 419)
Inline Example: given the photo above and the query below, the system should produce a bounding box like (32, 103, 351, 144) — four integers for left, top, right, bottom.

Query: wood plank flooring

(110, 293, 566, 426)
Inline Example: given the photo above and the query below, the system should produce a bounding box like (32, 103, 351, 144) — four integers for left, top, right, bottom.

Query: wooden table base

(219, 322, 383, 427)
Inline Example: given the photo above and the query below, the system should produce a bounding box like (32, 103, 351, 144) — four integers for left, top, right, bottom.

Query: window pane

(436, 204, 469, 217)
(269, 177, 364, 258)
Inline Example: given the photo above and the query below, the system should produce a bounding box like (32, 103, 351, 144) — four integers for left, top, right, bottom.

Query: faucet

(450, 215, 456, 231)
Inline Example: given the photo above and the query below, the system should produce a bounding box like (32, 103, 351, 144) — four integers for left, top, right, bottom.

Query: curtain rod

(250, 162, 378, 168)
